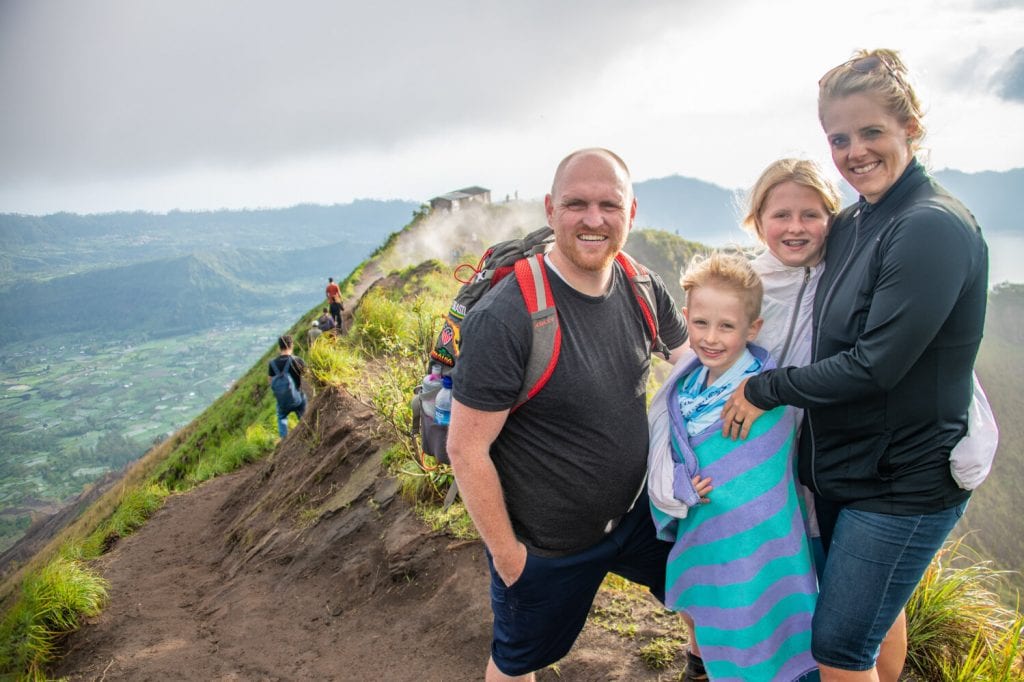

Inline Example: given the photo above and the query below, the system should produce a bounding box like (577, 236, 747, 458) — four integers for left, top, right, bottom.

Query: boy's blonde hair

(682, 252, 763, 322)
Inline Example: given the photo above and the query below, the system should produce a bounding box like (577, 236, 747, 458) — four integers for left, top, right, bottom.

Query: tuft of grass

(306, 334, 362, 387)
(590, 580, 646, 640)
(0, 556, 107, 679)
(80, 483, 169, 558)
(938, 611, 1024, 681)
(906, 538, 1024, 680)
(638, 636, 684, 670)
(352, 290, 415, 356)
(394, 458, 454, 503)
(339, 264, 459, 505)
(408, 295, 447, 357)
(416, 501, 478, 540)
(297, 507, 320, 529)
(192, 422, 276, 483)
(359, 356, 420, 444)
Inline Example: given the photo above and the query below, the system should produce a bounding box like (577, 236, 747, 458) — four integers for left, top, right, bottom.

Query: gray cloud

(937, 49, 991, 91)
(972, 0, 1023, 9)
(993, 47, 1024, 101)
(0, 0, 698, 185)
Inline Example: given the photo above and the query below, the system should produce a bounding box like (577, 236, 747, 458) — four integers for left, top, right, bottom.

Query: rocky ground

(50, 387, 690, 681)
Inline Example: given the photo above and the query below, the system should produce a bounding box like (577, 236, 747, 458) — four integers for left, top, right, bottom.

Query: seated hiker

(307, 319, 322, 347)
(268, 334, 307, 438)
(317, 307, 336, 333)
(648, 252, 818, 681)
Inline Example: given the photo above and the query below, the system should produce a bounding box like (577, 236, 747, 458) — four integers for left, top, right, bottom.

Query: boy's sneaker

(683, 650, 708, 682)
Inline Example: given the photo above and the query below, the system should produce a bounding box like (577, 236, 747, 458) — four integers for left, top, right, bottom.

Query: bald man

(448, 148, 689, 681)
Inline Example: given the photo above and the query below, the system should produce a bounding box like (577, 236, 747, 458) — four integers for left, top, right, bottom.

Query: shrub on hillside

(906, 538, 1024, 680)
(193, 423, 276, 483)
(80, 483, 169, 557)
(307, 334, 362, 387)
(352, 290, 413, 356)
(0, 557, 107, 679)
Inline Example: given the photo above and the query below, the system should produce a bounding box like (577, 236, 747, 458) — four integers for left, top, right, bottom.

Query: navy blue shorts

(487, 493, 672, 676)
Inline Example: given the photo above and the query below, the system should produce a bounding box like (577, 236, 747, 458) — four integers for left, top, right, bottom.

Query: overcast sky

(1, 0, 1022, 215)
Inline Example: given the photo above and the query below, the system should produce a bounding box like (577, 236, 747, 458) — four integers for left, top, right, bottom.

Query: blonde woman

(725, 50, 989, 681)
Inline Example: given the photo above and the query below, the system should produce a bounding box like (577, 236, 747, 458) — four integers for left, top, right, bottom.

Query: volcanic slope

(50, 389, 689, 680)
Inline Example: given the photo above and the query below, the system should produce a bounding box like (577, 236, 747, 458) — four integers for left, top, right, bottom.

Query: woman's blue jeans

(811, 499, 968, 670)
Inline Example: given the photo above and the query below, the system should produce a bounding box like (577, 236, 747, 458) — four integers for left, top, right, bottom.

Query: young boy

(647, 253, 818, 681)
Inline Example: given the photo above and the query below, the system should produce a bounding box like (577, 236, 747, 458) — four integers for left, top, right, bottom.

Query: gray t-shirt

(452, 259, 686, 556)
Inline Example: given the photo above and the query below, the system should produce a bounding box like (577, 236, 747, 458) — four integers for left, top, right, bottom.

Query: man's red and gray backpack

(412, 225, 669, 465)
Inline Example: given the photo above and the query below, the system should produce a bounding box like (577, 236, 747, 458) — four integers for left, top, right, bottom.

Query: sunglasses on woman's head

(819, 55, 897, 86)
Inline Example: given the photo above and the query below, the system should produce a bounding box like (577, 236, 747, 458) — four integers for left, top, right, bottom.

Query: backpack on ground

(271, 356, 303, 411)
(412, 225, 670, 465)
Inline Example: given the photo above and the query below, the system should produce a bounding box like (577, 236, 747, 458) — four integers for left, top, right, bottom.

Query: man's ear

(629, 196, 637, 230)
(544, 194, 555, 223)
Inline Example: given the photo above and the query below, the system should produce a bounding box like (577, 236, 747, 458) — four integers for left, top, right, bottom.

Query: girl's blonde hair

(682, 252, 763, 322)
(742, 158, 842, 241)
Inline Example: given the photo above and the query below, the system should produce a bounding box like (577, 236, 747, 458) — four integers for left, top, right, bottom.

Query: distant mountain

(933, 168, 1024, 235)
(0, 200, 420, 248)
(0, 244, 364, 344)
(0, 200, 420, 284)
(633, 167, 1023, 243)
(633, 175, 741, 244)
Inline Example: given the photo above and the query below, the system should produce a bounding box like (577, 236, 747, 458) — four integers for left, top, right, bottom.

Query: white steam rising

(383, 201, 547, 273)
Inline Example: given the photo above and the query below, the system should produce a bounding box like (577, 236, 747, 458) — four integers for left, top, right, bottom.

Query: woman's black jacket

(746, 159, 987, 515)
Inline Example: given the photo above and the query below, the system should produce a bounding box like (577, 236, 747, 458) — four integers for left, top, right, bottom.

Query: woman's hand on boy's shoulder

(721, 378, 765, 440)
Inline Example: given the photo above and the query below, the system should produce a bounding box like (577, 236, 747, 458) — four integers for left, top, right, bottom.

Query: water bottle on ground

(434, 376, 453, 426)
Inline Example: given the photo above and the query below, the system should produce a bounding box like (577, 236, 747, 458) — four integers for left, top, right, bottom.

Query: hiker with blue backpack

(268, 334, 307, 438)
(447, 148, 689, 681)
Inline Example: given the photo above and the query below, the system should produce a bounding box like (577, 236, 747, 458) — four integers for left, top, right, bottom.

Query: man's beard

(560, 234, 621, 273)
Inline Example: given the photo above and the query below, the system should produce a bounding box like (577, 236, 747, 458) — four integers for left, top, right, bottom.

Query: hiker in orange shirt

(325, 277, 344, 331)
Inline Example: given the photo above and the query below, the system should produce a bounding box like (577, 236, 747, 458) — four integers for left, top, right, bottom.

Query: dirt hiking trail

(51, 387, 689, 681)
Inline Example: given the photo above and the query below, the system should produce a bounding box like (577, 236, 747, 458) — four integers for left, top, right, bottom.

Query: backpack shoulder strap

(511, 253, 561, 412)
(278, 355, 295, 378)
(616, 252, 671, 360)
(506, 251, 670, 411)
